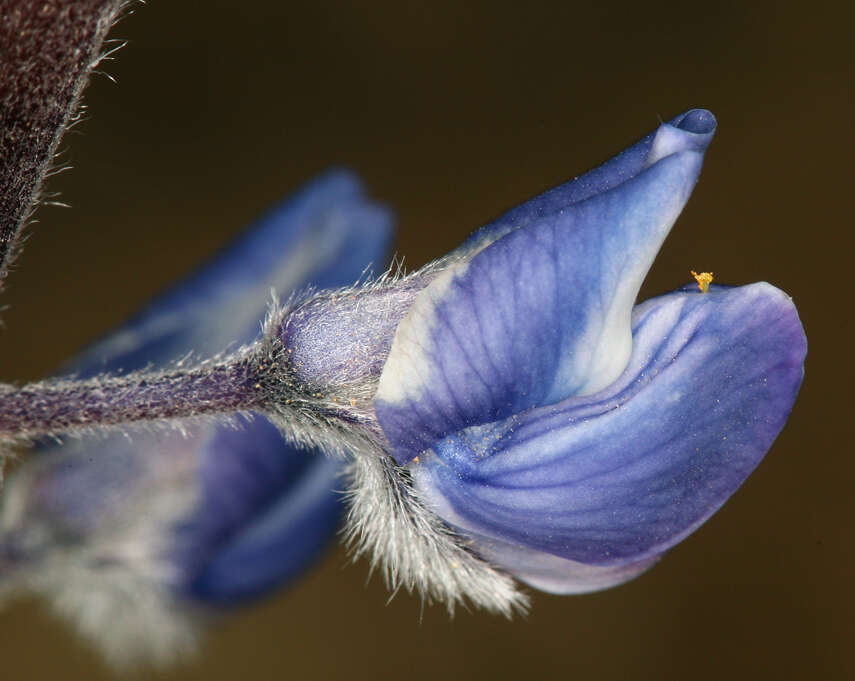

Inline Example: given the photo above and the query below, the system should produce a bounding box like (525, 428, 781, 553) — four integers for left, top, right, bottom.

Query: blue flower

(372, 109, 806, 596)
(0, 170, 392, 664)
(0, 108, 807, 639)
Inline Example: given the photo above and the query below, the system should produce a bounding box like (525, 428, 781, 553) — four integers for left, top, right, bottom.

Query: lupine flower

(0, 170, 392, 665)
(270, 109, 805, 613)
(368, 107, 806, 600)
(0, 0, 806, 662)
(0, 108, 807, 644)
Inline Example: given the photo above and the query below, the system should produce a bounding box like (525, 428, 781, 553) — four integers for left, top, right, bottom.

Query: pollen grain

(691, 270, 714, 293)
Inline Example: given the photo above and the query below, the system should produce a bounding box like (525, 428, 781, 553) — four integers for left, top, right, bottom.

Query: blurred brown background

(0, 0, 851, 679)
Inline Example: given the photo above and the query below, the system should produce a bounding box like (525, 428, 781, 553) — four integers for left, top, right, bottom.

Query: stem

(0, 358, 266, 438)
(0, 0, 124, 289)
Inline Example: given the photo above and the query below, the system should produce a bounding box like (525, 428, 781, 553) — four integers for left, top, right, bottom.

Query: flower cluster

(0, 109, 806, 664)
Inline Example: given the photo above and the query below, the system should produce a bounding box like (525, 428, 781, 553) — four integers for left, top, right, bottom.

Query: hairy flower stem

(0, 0, 126, 289)
(0, 357, 266, 439)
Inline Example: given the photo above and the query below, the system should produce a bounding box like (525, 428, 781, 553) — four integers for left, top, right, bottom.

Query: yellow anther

(690, 270, 714, 293)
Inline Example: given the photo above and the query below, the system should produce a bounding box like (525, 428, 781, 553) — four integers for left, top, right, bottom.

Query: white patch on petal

(558, 154, 694, 398)
(569, 315, 633, 397)
(646, 124, 689, 168)
(375, 260, 469, 406)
